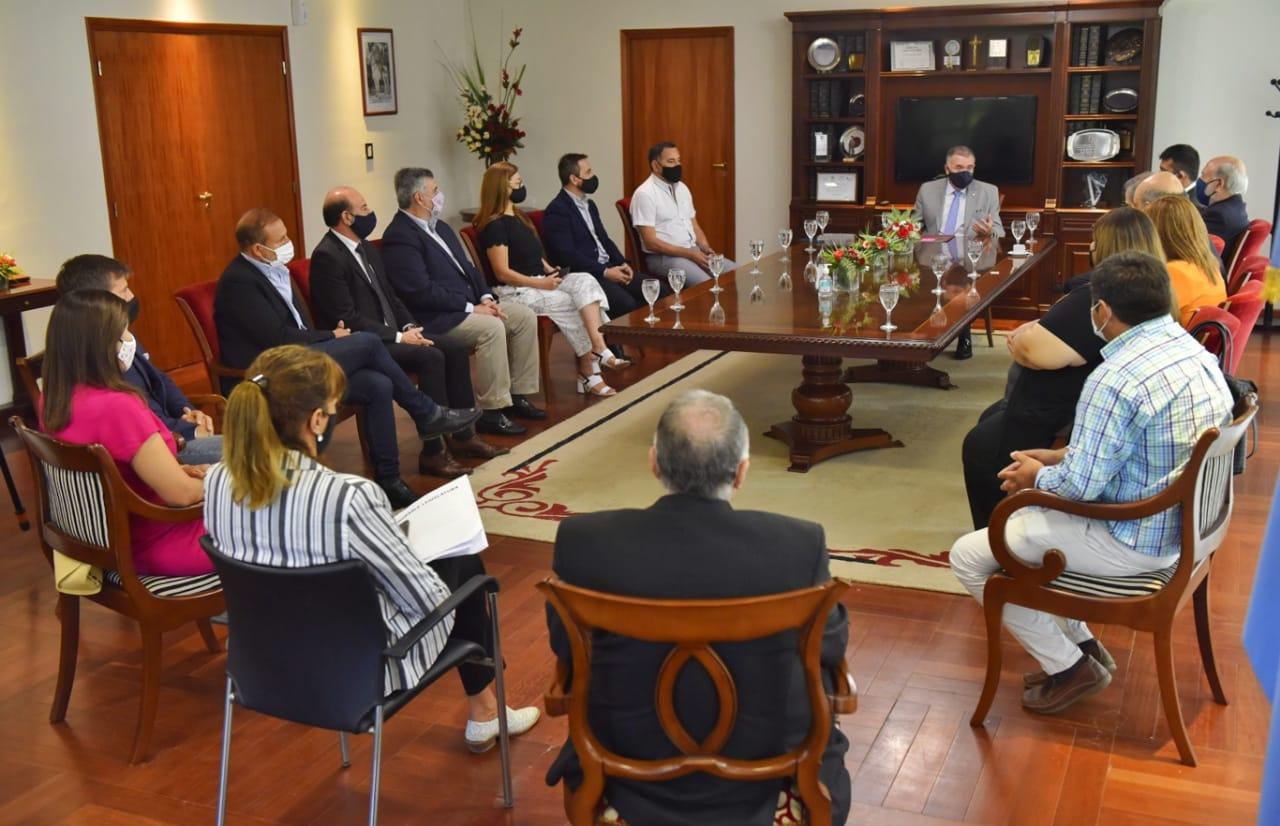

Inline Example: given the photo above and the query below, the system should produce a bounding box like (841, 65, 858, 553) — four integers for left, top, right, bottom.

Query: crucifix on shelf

(967, 35, 982, 70)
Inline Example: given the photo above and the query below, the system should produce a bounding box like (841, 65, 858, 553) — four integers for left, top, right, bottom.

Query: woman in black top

(475, 162, 629, 397)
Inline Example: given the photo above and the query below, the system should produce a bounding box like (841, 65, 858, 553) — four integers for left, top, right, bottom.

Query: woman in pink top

(41, 290, 210, 576)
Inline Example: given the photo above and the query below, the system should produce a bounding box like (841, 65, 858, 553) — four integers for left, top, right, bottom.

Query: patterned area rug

(471, 343, 1013, 594)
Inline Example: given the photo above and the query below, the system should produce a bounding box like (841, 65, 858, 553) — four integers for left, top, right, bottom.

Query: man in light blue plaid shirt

(951, 251, 1233, 715)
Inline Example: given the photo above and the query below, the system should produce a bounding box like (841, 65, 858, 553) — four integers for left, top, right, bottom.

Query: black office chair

(201, 537, 514, 825)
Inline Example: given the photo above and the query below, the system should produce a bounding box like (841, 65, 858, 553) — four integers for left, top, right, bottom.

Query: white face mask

(1090, 301, 1110, 342)
(118, 334, 137, 371)
(432, 189, 445, 217)
(266, 240, 294, 267)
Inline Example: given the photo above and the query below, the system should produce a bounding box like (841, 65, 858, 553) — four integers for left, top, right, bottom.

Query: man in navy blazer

(542, 153, 643, 316)
(1199, 155, 1251, 260)
(381, 167, 544, 437)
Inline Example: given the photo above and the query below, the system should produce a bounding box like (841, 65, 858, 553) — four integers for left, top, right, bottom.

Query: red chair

(1208, 234, 1226, 257)
(1220, 281, 1267, 373)
(286, 258, 314, 316)
(1225, 219, 1273, 285)
(1186, 306, 1241, 371)
(1227, 254, 1269, 297)
(460, 216, 557, 395)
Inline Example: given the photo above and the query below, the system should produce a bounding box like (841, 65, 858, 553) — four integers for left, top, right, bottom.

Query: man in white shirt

(629, 141, 734, 286)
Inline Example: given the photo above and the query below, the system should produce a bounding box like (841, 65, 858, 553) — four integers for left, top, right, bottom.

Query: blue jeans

(177, 435, 223, 465)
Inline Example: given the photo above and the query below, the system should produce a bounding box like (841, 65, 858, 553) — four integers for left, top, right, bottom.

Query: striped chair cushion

(103, 569, 222, 598)
(41, 463, 110, 549)
(1042, 563, 1178, 598)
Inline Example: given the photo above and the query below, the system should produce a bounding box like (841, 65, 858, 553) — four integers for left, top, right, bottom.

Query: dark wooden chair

(11, 416, 225, 764)
(538, 577, 857, 826)
(970, 395, 1259, 766)
(458, 218, 558, 395)
(614, 197, 648, 278)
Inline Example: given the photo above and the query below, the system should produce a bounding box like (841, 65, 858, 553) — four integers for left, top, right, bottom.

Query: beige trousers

(436, 302, 540, 409)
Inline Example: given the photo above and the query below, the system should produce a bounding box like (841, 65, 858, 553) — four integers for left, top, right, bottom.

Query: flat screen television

(893, 95, 1038, 185)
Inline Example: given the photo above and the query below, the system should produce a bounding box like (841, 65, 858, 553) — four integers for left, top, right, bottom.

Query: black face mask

(948, 170, 974, 190)
(578, 175, 600, 195)
(510, 185, 527, 204)
(660, 165, 683, 184)
(351, 210, 378, 239)
(126, 297, 140, 323)
(315, 411, 338, 455)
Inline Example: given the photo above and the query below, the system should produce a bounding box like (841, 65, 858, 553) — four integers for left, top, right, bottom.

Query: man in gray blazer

(913, 145, 1005, 359)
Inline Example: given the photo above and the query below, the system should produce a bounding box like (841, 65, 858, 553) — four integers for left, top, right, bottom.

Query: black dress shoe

(419, 406, 483, 439)
(475, 410, 527, 436)
(376, 477, 419, 509)
(953, 335, 973, 360)
(505, 395, 547, 420)
(419, 447, 472, 478)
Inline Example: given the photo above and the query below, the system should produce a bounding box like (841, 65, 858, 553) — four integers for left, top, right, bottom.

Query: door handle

(197, 191, 214, 208)
(712, 162, 728, 170)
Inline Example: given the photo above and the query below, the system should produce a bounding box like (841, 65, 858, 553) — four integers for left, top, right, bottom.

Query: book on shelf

(1074, 26, 1088, 66)
(1086, 25, 1102, 67)
(1089, 74, 1103, 114)
(809, 82, 820, 118)
(1068, 76, 1081, 114)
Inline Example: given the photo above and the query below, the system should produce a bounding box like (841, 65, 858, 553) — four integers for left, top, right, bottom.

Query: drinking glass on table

(815, 210, 830, 243)
(708, 253, 725, 293)
(879, 282, 900, 333)
(641, 278, 661, 323)
(667, 268, 686, 311)
(880, 212, 893, 231)
(749, 239, 765, 274)
(778, 228, 793, 259)
(803, 219, 819, 253)
(930, 251, 949, 295)
(1010, 220, 1027, 250)
(1026, 211, 1041, 243)
(965, 238, 983, 278)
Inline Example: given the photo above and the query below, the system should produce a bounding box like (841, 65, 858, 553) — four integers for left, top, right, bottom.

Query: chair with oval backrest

(1208, 234, 1226, 257)
(202, 536, 513, 825)
(969, 395, 1259, 767)
(1186, 308, 1241, 373)
(1227, 254, 1269, 297)
(538, 577, 858, 826)
(1225, 219, 1272, 285)
(459, 217, 558, 395)
(1219, 280, 1267, 374)
(10, 416, 225, 764)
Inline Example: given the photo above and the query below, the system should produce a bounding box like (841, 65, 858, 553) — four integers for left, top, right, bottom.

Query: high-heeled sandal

(577, 373, 617, 396)
(593, 350, 632, 371)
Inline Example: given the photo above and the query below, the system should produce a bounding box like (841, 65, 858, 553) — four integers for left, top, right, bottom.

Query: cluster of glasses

(803, 210, 830, 253)
(1026, 211, 1041, 242)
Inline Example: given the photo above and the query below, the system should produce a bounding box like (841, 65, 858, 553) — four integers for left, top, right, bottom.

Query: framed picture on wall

(358, 28, 397, 116)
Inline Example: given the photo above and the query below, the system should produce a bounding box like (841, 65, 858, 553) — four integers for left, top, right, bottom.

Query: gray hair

(1215, 157, 1248, 195)
(394, 167, 434, 209)
(653, 389, 749, 500)
(1123, 171, 1154, 206)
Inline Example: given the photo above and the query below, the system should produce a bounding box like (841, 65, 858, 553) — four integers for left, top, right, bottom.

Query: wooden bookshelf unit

(786, 1, 1163, 318)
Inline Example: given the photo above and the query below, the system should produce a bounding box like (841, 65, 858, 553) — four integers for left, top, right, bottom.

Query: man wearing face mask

(54, 254, 223, 465)
(382, 167, 544, 437)
(309, 186, 507, 478)
(949, 251, 1233, 715)
(630, 141, 734, 286)
(542, 153, 644, 317)
(216, 207, 482, 508)
(1198, 155, 1250, 259)
(913, 145, 1006, 359)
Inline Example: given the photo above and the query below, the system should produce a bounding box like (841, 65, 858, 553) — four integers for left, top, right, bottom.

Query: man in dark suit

(1158, 143, 1203, 206)
(545, 390, 852, 826)
(54, 253, 222, 465)
(382, 167, 544, 437)
(542, 153, 643, 316)
(215, 207, 481, 507)
(310, 186, 507, 478)
(1199, 155, 1251, 259)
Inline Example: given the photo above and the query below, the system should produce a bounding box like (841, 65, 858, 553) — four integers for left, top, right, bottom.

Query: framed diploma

(816, 172, 858, 202)
(890, 41, 936, 72)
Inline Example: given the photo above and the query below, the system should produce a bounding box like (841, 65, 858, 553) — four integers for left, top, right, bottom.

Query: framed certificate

(890, 41, 936, 72)
(816, 172, 858, 202)
(812, 130, 831, 162)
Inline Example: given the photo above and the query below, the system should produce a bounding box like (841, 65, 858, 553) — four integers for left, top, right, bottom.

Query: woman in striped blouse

(203, 345, 538, 751)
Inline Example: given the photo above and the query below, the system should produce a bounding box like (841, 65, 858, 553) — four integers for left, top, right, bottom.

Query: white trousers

(949, 507, 1176, 674)
(497, 272, 608, 357)
(645, 254, 738, 286)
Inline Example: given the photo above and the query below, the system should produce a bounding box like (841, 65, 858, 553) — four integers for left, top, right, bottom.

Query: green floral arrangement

(879, 207, 921, 253)
(442, 24, 527, 166)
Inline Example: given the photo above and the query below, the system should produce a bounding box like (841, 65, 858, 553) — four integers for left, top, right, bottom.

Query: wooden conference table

(602, 237, 1056, 472)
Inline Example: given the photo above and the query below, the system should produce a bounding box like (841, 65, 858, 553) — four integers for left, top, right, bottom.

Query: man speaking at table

(913, 145, 1005, 359)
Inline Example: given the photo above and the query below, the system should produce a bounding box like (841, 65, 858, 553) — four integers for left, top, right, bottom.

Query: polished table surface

(603, 237, 1057, 471)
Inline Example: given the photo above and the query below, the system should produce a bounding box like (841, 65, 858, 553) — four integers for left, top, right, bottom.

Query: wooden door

(87, 20, 304, 371)
(621, 27, 734, 257)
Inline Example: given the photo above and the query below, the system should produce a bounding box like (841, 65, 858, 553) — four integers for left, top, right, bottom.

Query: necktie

(355, 243, 396, 327)
(942, 189, 963, 235)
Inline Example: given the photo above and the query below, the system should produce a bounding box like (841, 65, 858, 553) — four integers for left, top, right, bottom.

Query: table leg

(766, 355, 903, 473)
(3, 310, 31, 413)
(843, 359, 955, 389)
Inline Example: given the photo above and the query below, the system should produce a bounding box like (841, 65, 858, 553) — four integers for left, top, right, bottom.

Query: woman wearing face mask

(474, 161, 630, 397)
(203, 345, 540, 748)
(41, 290, 211, 575)
(961, 206, 1163, 531)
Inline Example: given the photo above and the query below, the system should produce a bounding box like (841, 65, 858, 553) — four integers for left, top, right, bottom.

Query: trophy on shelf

(942, 39, 962, 70)
(1083, 171, 1110, 209)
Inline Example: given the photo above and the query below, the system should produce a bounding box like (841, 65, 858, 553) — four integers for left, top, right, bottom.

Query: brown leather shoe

(1022, 655, 1111, 714)
(419, 447, 472, 479)
(449, 435, 510, 459)
(1024, 639, 1116, 688)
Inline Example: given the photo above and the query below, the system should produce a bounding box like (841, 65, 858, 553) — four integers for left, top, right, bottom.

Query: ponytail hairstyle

(222, 345, 346, 509)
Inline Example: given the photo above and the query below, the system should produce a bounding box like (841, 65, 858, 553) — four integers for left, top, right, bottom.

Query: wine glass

(778, 228, 793, 259)
(880, 212, 893, 230)
(1026, 211, 1041, 243)
(708, 253, 725, 293)
(709, 300, 726, 325)
(803, 219, 818, 253)
(641, 278, 660, 323)
(965, 238, 983, 278)
(749, 239, 765, 274)
(667, 268, 686, 311)
(930, 251, 949, 295)
(803, 258, 818, 284)
(815, 210, 830, 242)
(1010, 220, 1027, 251)
(879, 282, 900, 332)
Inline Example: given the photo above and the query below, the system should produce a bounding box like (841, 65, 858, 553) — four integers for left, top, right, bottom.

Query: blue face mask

(1193, 178, 1210, 206)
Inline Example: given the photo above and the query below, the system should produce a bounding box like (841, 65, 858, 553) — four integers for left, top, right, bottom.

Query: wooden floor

(0, 330, 1275, 825)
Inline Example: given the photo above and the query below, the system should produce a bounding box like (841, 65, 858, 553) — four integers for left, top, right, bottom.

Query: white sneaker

(464, 705, 541, 753)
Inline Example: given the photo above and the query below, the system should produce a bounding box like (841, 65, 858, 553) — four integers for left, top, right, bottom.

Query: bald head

(1134, 172, 1184, 210)
(1123, 171, 1155, 207)
(1203, 156, 1248, 202)
(651, 390, 750, 500)
(322, 186, 374, 240)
